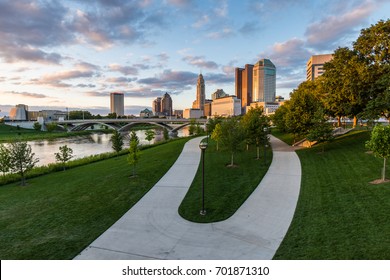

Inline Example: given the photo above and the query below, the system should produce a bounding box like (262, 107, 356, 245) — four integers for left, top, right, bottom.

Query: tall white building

(252, 59, 276, 102)
(110, 92, 124, 116)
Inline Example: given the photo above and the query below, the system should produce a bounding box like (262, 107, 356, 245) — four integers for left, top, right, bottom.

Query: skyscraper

(192, 74, 205, 111)
(253, 59, 276, 102)
(306, 54, 333, 81)
(235, 64, 253, 114)
(110, 92, 124, 116)
(161, 92, 173, 116)
(152, 97, 162, 114)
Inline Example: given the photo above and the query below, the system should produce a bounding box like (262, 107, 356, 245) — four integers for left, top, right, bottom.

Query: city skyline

(1, 0, 389, 117)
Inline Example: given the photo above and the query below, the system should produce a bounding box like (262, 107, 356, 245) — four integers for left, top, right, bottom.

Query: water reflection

(23, 127, 189, 166)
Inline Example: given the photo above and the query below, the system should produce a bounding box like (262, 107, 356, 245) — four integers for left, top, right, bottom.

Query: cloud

(305, 1, 376, 49)
(182, 55, 219, 69)
(204, 73, 234, 85)
(6, 91, 47, 98)
(239, 21, 263, 35)
(108, 64, 139, 75)
(32, 63, 99, 87)
(192, 15, 210, 28)
(214, 0, 228, 17)
(157, 52, 169, 62)
(138, 69, 198, 92)
(206, 27, 234, 39)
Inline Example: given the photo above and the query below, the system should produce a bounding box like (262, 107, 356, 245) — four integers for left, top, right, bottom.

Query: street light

(199, 141, 208, 216)
(263, 127, 268, 166)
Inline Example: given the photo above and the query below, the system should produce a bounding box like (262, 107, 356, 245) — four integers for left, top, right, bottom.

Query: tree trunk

(256, 146, 260, 160)
(231, 153, 234, 166)
(353, 116, 358, 128)
(383, 158, 387, 182)
(216, 141, 219, 151)
(337, 116, 341, 127)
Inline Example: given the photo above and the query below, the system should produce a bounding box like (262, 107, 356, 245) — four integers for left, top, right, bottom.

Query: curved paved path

(75, 135, 301, 260)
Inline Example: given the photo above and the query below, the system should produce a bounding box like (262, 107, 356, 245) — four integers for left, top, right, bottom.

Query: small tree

(9, 142, 39, 186)
(366, 124, 390, 182)
(46, 122, 57, 132)
(188, 119, 196, 135)
(145, 129, 155, 144)
(211, 123, 223, 151)
(110, 130, 124, 154)
(241, 106, 270, 159)
(306, 108, 334, 152)
(55, 145, 73, 171)
(33, 122, 42, 131)
(220, 117, 244, 167)
(163, 128, 169, 141)
(0, 144, 11, 178)
(128, 131, 140, 177)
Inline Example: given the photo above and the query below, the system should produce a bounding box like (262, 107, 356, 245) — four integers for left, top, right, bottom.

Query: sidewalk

(75, 135, 301, 260)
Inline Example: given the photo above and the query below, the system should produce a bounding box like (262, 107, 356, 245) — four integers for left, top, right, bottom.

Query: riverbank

(0, 137, 190, 259)
(0, 123, 160, 143)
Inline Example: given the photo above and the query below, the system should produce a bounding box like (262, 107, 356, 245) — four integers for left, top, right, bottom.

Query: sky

(0, 0, 389, 116)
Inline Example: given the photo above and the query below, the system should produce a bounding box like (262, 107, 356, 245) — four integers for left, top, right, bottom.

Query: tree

(219, 117, 244, 167)
(145, 130, 155, 144)
(285, 81, 323, 141)
(366, 124, 390, 182)
(322, 47, 369, 127)
(110, 130, 124, 153)
(206, 117, 223, 135)
(306, 108, 334, 152)
(69, 110, 93, 120)
(46, 122, 57, 132)
(272, 102, 289, 132)
(211, 123, 223, 151)
(127, 131, 140, 177)
(55, 145, 73, 171)
(107, 112, 117, 119)
(0, 144, 11, 178)
(9, 142, 39, 186)
(163, 128, 169, 141)
(33, 122, 42, 131)
(241, 106, 270, 159)
(188, 119, 196, 135)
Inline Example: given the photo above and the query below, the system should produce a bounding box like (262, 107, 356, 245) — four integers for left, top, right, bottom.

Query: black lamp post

(263, 127, 268, 166)
(199, 141, 208, 215)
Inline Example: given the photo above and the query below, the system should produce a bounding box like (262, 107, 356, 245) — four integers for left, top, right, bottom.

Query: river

(25, 127, 190, 166)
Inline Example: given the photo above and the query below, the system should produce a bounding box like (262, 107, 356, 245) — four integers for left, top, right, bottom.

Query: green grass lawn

(274, 131, 390, 259)
(0, 138, 189, 259)
(179, 139, 272, 223)
(270, 127, 301, 146)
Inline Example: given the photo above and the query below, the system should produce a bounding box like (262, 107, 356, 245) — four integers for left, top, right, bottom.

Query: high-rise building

(192, 74, 205, 111)
(161, 92, 173, 116)
(152, 97, 162, 114)
(110, 92, 124, 116)
(306, 54, 333, 81)
(253, 59, 276, 103)
(235, 64, 253, 114)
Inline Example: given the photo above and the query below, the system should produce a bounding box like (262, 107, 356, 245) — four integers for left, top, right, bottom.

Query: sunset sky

(1, 0, 389, 116)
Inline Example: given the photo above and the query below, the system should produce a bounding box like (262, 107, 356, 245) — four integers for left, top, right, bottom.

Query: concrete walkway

(75, 135, 301, 260)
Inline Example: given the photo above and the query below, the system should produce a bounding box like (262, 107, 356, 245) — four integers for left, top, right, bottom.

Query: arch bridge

(55, 118, 207, 134)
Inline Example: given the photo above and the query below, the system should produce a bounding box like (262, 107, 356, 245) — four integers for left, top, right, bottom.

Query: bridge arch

(70, 121, 120, 131)
(118, 122, 173, 132)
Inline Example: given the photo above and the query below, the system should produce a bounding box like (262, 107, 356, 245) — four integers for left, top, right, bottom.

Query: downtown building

(306, 54, 333, 81)
(110, 92, 124, 116)
(192, 74, 206, 114)
(252, 59, 276, 103)
(235, 64, 253, 114)
(152, 92, 173, 117)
